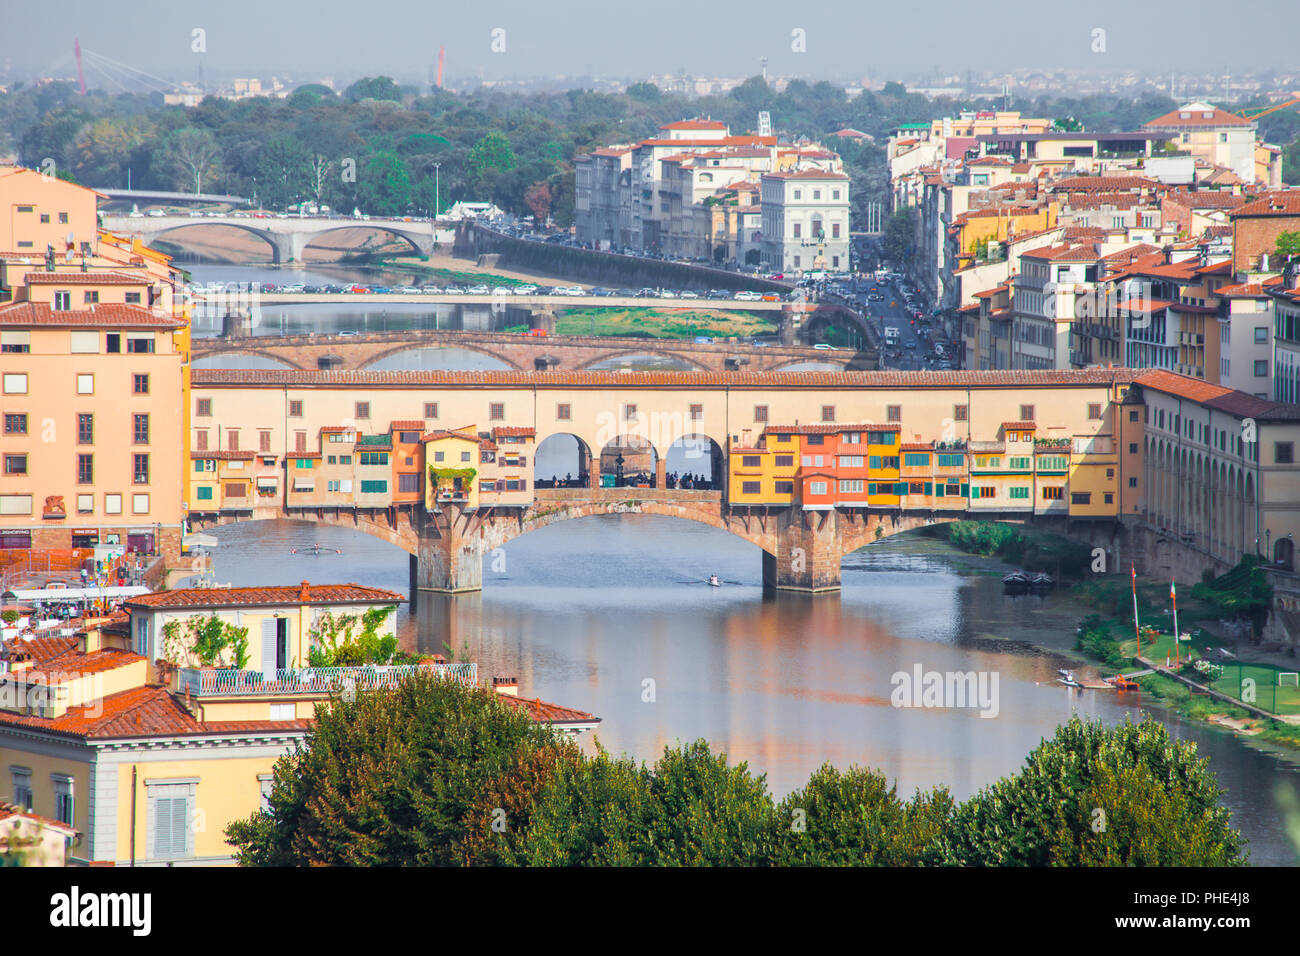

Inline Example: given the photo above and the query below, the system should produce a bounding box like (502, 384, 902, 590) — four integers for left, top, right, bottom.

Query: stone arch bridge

(99, 214, 436, 263)
(187, 489, 1126, 594)
(191, 328, 875, 372)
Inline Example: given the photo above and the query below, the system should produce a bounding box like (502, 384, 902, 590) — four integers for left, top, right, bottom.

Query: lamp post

(433, 163, 441, 221)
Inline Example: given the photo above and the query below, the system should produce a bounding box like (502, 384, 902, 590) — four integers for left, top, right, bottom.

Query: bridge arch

(361, 344, 520, 371)
(192, 350, 301, 370)
(302, 224, 425, 258)
(534, 432, 595, 488)
(147, 222, 281, 263)
(576, 350, 708, 372)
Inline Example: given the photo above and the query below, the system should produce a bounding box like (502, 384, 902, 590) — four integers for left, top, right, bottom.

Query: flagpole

(1172, 580, 1180, 665)
(1132, 564, 1141, 649)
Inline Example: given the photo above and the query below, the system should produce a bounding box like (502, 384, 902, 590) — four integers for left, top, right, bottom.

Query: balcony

(175, 662, 479, 698)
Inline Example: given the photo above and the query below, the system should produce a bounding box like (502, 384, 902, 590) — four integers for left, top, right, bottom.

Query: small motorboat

(708, 574, 720, 587)
(1002, 570, 1030, 589)
(1059, 670, 1082, 688)
(1109, 675, 1140, 692)
(1029, 572, 1054, 589)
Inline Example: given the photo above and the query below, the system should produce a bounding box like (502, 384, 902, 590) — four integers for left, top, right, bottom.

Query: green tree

(225, 673, 574, 866)
(256, 135, 310, 209)
(159, 127, 222, 194)
(343, 76, 403, 104)
(626, 82, 662, 104)
(466, 130, 517, 181)
(883, 206, 917, 262)
(933, 715, 1247, 866)
(358, 150, 411, 216)
(773, 764, 953, 866)
(1274, 229, 1300, 261)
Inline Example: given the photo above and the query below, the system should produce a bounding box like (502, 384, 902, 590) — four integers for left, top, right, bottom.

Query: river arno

(200, 514, 1300, 866)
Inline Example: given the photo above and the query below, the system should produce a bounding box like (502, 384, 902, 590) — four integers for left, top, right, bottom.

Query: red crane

(437, 46, 444, 89)
(75, 38, 86, 94)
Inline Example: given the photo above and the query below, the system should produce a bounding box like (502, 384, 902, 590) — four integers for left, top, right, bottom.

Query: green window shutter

(894, 482, 907, 495)
(925, 482, 933, 494)
(961, 483, 969, 497)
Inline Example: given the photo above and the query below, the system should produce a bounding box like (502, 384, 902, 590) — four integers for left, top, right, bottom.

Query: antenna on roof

(758, 111, 772, 138)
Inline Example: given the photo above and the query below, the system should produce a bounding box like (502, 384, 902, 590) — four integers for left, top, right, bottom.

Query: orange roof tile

(1231, 191, 1300, 218)
(23, 271, 152, 285)
(0, 302, 184, 329)
(125, 583, 403, 611)
(497, 694, 600, 725)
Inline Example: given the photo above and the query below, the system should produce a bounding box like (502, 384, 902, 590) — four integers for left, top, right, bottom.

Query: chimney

(79, 621, 102, 654)
(492, 676, 519, 697)
(299, 580, 310, 602)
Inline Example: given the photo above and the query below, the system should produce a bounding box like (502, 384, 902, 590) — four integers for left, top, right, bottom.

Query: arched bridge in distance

(190, 328, 877, 373)
(99, 213, 437, 263)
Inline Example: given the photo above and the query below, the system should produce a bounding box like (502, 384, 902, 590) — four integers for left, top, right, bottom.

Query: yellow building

(0, 583, 600, 864)
(424, 428, 484, 509)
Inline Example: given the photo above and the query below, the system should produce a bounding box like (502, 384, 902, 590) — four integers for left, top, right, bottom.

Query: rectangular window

(807, 435, 824, 445)
(742, 455, 761, 467)
(1009, 457, 1030, 469)
(355, 402, 370, 420)
(77, 413, 93, 444)
(133, 374, 149, 394)
(1019, 404, 1035, 421)
(104, 493, 122, 515)
(195, 430, 209, 451)
(1088, 403, 1102, 420)
(1255, 360, 1269, 377)
(1129, 477, 1139, 488)
(133, 453, 149, 484)
(0, 331, 30, 353)
(53, 291, 72, 311)
(77, 454, 92, 484)
(689, 404, 703, 420)
(1009, 486, 1030, 499)
(126, 335, 155, 353)
(424, 402, 438, 419)
(556, 403, 571, 420)
(1042, 485, 1063, 500)
(741, 481, 761, 494)
(11, 770, 33, 812)
(76, 494, 93, 513)
(3, 454, 26, 475)
(4, 413, 28, 435)
(839, 479, 864, 493)
(903, 453, 930, 467)
(3, 373, 28, 394)
(125, 291, 142, 304)
(83, 290, 99, 305)
(809, 481, 827, 495)
(227, 430, 239, 452)
(295, 431, 307, 453)
(398, 473, 421, 493)
(754, 405, 769, 423)
(53, 776, 74, 827)
(821, 405, 835, 422)
(1129, 410, 1139, 422)
(131, 492, 150, 514)
(1071, 492, 1092, 505)
(134, 414, 150, 445)
(886, 404, 901, 423)
(148, 782, 194, 860)
(196, 398, 212, 417)
(775, 480, 794, 494)
(775, 455, 794, 467)
(488, 403, 505, 421)
(1276, 442, 1295, 464)
(260, 430, 272, 453)
(196, 486, 213, 500)
(360, 480, 388, 494)
(1255, 327, 1269, 344)
(622, 404, 636, 421)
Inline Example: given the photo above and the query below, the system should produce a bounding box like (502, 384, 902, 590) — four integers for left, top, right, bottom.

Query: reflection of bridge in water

(192, 327, 875, 372)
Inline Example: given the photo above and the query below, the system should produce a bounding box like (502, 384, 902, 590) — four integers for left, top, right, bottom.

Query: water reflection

(202, 514, 1300, 865)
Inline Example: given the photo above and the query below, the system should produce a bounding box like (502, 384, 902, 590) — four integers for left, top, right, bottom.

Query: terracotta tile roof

(0, 302, 184, 329)
(1020, 243, 1099, 263)
(1134, 369, 1234, 404)
(193, 368, 1142, 390)
(0, 685, 311, 740)
(422, 427, 484, 444)
(1231, 191, 1300, 218)
(1002, 421, 1036, 431)
(1216, 275, 1283, 297)
(497, 694, 601, 725)
(1, 634, 78, 664)
(900, 442, 934, 451)
(389, 419, 426, 430)
(763, 423, 900, 435)
(20, 647, 144, 684)
(1145, 104, 1252, 128)
(1052, 175, 1161, 192)
(190, 450, 255, 460)
(0, 802, 78, 835)
(23, 271, 150, 285)
(491, 426, 536, 438)
(125, 583, 403, 611)
(1166, 189, 1248, 209)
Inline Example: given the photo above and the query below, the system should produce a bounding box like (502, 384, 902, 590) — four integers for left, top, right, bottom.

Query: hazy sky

(5, 0, 1294, 87)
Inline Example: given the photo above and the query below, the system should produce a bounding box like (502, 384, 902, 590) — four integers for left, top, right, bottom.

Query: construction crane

(1234, 97, 1300, 122)
(75, 38, 85, 95)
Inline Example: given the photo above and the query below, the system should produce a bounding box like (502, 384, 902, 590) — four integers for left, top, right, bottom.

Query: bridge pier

(413, 509, 485, 593)
(763, 509, 842, 592)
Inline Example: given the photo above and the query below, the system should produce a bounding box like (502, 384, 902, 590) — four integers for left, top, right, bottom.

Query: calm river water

(198, 516, 1300, 865)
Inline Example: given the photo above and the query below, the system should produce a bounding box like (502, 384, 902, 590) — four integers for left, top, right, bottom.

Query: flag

(1170, 581, 1177, 600)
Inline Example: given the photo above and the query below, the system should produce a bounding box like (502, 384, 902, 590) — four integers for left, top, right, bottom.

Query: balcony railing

(176, 662, 478, 697)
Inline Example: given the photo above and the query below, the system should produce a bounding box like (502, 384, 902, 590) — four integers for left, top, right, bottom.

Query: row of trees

(225, 674, 1246, 866)
(2, 74, 1239, 234)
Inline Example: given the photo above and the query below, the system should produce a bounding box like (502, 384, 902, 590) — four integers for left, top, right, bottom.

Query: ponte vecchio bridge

(186, 368, 1140, 593)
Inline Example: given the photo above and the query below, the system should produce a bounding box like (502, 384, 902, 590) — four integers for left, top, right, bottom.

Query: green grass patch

(553, 307, 776, 339)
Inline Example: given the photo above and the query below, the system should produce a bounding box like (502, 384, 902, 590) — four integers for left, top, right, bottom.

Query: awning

(293, 481, 315, 492)
(182, 533, 219, 549)
(8, 585, 149, 602)
(256, 478, 278, 489)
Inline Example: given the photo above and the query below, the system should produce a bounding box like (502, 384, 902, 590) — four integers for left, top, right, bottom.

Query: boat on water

(1029, 572, 1055, 589)
(1058, 669, 1083, 688)
(708, 574, 720, 587)
(1002, 570, 1030, 589)
(291, 544, 343, 556)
